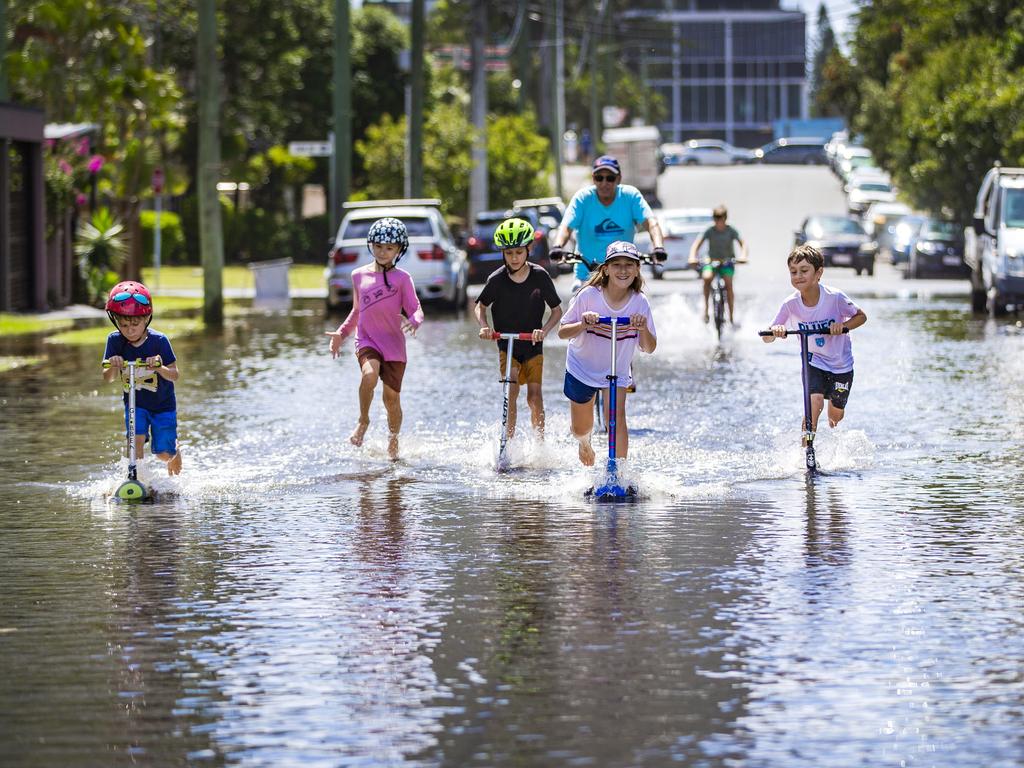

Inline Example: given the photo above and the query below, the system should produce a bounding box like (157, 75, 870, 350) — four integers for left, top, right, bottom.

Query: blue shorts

(563, 371, 602, 404)
(807, 365, 854, 409)
(125, 407, 178, 455)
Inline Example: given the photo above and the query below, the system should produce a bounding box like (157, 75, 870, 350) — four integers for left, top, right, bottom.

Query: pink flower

(59, 159, 73, 175)
(76, 138, 90, 156)
(75, 193, 88, 207)
(88, 155, 105, 174)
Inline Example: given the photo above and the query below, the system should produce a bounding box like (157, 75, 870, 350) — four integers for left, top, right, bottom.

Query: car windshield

(1002, 187, 1024, 228)
(921, 220, 958, 239)
(808, 217, 865, 238)
(665, 215, 712, 228)
(343, 216, 433, 240)
(849, 156, 876, 170)
(858, 182, 892, 193)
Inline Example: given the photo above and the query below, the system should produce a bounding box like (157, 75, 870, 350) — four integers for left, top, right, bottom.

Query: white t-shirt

(771, 284, 861, 373)
(563, 286, 656, 388)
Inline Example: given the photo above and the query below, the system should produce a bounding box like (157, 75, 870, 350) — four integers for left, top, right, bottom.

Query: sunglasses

(112, 291, 151, 305)
(593, 174, 618, 183)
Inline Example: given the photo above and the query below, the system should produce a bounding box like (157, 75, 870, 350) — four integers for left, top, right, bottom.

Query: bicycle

(709, 259, 727, 340)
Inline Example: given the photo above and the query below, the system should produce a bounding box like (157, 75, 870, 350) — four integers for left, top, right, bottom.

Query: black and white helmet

(366, 217, 409, 263)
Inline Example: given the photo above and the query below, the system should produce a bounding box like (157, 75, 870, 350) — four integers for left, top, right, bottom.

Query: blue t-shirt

(562, 184, 653, 280)
(103, 330, 177, 413)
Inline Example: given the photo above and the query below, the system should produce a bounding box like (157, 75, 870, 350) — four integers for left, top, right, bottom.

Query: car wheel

(970, 287, 987, 313)
(866, 263, 874, 276)
(854, 267, 862, 276)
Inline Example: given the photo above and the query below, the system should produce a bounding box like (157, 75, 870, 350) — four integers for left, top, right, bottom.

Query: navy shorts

(807, 365, 854, 409)
(563, 371, 602, 404)
(125, 406, 178, 455)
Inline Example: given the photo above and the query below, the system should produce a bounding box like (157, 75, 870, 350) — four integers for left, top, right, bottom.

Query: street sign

(151, 167, 164, 194)
(288, 141, 333, 157)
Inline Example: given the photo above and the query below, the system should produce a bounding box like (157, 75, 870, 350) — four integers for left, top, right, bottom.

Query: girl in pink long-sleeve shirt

(326, 218, 424, 460)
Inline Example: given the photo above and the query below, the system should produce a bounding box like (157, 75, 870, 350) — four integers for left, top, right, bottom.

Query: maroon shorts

(356, 347, 407, 392)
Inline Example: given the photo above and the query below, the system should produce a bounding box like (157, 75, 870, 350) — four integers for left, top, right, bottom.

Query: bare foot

(578, 439, 595, 466)
(387, 432, 400, 461)
(166, 447, 182, 476)
(350, 420, 369, 447)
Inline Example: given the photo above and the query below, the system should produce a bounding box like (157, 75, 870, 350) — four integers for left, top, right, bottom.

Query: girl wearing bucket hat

(558, 240, 657, 467)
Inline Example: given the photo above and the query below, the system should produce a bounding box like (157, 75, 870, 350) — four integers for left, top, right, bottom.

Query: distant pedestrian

(580, 129, 593, 165)
(326, 217, 424, 461)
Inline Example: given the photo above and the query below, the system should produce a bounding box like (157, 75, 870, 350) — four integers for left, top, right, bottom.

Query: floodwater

(1, 283, 1023, 767)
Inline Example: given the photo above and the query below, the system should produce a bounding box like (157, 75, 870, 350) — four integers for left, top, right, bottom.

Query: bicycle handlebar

(555, 251, 662, 267)
(757, 328, 850, 337)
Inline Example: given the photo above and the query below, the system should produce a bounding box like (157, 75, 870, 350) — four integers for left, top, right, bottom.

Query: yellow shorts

(498, 352, 544, 386)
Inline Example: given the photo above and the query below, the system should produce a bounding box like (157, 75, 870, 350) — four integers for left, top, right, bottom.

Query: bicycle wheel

(713, 280, 726, 339)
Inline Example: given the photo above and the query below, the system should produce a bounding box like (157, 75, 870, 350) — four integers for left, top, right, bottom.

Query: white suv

(325, 199, 468, 310)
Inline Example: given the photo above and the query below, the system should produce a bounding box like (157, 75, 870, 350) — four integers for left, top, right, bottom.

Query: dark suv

(465, 208, 554, 284)
(753, 137, 827, 165)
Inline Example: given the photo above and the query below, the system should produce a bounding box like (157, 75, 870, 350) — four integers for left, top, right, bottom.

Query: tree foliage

(809, 4, 837, 117)
(829, 0, 1024, 222)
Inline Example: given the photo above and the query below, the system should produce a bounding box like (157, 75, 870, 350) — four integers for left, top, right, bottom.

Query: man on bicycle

(550, 155, 666, 292)
(688, 204, 748, 325)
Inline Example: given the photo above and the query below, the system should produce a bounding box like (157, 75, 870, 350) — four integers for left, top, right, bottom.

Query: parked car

(794, 214, 877, 275)
(465, 208, 554, 284)
(660, 139, 752, 166)
(889, 214, 927, 266)
(635, 207, 713, 279)
(513, 196, 568, 272)
(752, 137, 827, 165)
(825, 130, 852, 171)
(326, 199, 468, 310)
(902, 218, 969, 279)
(846, 172, 896, 214)
(965, 165, 1024, 314)
(863, 201, 913, 262)
(837, 146, 877, 183)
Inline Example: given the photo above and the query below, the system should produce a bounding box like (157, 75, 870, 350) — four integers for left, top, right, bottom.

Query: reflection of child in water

(326, 218, 423, 461)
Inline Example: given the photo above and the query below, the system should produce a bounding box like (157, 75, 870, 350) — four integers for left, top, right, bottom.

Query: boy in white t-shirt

(764, 244, 867, 436)
(558, 241, 657, 466)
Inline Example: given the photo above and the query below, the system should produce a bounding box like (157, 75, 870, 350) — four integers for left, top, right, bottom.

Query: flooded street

(2, 168, 1023, 766)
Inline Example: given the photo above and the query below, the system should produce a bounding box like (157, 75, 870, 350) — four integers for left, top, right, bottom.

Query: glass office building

(619, 1, 807, 147)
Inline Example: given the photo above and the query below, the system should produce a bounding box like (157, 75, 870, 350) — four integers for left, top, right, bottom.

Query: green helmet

(493, 217, 535, 249)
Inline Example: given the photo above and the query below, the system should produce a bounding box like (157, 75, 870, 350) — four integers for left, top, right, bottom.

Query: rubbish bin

(248, 257, 292, 299)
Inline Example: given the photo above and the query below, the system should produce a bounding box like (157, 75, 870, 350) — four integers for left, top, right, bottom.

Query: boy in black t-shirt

(475, 218, 563, 439)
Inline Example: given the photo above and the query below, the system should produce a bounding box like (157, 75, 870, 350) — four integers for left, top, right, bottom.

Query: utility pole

(0, 0, 8, 100)
(589, 13, 599, 159)
(468, 0, 488, 222)
(197, 0, 223, 327)
(332, 0, 352, 234)
(517, 7, 530, 112)
(409, 0, 425, 197)
(552, 0, 564, 200)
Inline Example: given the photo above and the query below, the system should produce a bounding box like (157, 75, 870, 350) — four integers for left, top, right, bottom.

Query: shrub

(139, 209, 187, 266)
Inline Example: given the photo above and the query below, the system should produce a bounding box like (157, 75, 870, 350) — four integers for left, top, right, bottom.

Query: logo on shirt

(122, 369, 159, 393)
(799, 319, 833, 347)
(594, 218, 626, 237)
(361, 282, 399, 309)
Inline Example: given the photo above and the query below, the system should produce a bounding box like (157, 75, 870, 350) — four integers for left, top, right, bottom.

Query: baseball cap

(605, 241, 641, 262)
(592, 155, 621, 175)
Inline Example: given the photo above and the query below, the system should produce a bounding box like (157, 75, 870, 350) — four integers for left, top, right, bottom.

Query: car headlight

(1006, 249, 1021, 260)
(917, 241, 938, 255)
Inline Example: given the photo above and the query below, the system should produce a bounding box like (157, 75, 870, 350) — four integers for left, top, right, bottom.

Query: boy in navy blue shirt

(101, 281, 182, 475)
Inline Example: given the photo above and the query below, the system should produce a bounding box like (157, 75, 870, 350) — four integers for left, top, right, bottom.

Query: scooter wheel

(115, 479, 149, 502)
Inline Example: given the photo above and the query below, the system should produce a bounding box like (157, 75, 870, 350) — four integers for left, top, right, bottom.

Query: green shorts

(701, 261, 735, 279)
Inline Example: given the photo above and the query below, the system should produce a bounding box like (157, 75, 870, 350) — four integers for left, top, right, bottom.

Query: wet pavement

(1, 167, 1022, 766)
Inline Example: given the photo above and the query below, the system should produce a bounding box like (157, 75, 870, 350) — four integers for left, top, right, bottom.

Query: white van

(602, 125, 663, 205)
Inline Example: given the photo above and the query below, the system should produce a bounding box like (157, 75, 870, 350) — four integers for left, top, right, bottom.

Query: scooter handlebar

(102, 356, 164, 369)
(757, 328, 849, 337)
(555, 251, 659, 266)
(490, 332, 536, 341)
(597, 316, 633, 325)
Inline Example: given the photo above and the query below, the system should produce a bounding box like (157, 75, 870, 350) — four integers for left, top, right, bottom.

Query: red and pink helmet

(106, 281, 153, 328)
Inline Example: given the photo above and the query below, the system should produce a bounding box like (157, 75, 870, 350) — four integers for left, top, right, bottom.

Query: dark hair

(788, 244, 824, 270)
(713, 205, 727, 219)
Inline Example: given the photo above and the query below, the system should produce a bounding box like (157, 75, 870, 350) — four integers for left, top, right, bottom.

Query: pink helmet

(106, 281, 153, 329)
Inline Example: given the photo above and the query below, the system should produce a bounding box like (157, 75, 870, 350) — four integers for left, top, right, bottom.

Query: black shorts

(807, 365, 854, 409)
